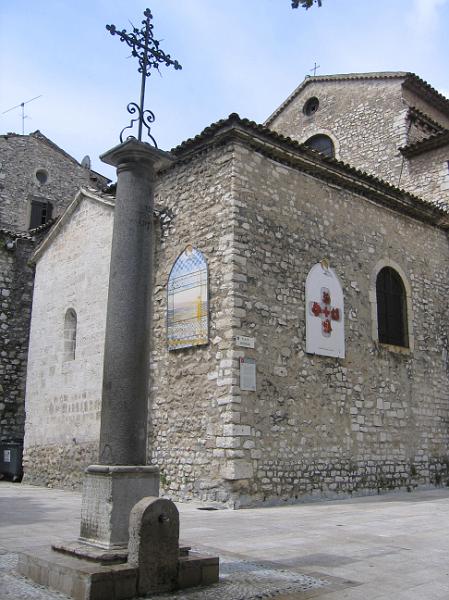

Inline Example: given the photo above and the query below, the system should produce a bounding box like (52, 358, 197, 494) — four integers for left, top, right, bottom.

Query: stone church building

(22, 72, 449, 507)
(0, 131, 108, 453)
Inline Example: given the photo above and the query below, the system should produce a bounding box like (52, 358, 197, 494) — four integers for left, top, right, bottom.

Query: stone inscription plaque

(240, 358, 256, 391)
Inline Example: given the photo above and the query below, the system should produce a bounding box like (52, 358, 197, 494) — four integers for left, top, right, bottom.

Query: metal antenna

(2, 95, 43, 134)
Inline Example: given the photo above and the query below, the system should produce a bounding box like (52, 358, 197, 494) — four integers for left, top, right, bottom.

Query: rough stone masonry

(22, 73, 449, 507)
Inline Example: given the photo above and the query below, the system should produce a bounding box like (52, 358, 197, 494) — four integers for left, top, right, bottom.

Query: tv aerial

(2, 95, 43, 134)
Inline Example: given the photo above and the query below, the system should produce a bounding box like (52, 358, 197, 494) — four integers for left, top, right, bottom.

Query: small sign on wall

(240, 357, 256, 391)
(235, 335, 255, 349)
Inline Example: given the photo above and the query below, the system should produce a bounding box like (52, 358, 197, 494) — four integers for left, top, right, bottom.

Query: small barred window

(64, 309, 77, 361)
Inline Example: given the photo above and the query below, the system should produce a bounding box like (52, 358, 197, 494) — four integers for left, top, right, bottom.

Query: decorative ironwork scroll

(167, 247, 208, 351)
(106, 8, 182, 145)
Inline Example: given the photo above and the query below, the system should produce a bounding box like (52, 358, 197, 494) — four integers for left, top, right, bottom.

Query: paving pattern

(0, 551, 328, 600)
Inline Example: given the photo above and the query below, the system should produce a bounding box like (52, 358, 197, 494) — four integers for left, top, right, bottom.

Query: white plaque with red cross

(305, 262, 345, 358)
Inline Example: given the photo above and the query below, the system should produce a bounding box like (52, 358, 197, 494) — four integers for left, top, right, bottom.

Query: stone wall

(0, 132, 107, 232)
(23, 145, 238, 495)
(21, 127, 449, 506)
(219, 141, 449, 506)
(402, 88, 449, 132)
(0, 235, 34, 445)
(401, 145, 449, 207)
(149, 144, 237, 503)
(267, 78, 449, 205)
(22, 195, 113, 488)
(268, 78, 408, 189)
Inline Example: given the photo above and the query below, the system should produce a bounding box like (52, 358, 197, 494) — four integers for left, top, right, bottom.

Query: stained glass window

(167, 246, 208, 351)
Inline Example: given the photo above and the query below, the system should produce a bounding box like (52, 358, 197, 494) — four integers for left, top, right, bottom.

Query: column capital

(100, 139, 174, 170)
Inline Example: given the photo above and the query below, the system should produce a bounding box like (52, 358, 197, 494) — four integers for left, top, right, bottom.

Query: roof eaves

(401, 130, 449, 157)
(407, 106, 447, 134)
(403, 74, 449, 115)
(171, 113, 449, 228)
(0, 227, 34, 241)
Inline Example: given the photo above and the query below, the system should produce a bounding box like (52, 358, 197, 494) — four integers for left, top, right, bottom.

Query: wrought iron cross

(310, 62, 320, 76)
(106, 8, 182, 146)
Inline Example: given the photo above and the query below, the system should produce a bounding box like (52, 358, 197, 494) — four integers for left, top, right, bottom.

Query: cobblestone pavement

(1, 483, 449, 599)
(0, 551, 329, 600)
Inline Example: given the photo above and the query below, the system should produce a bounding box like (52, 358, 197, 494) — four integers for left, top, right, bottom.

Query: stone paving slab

(1, 483, 449, 599)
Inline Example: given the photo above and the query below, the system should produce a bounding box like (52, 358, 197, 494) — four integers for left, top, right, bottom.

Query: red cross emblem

(309, 287, 341, 337)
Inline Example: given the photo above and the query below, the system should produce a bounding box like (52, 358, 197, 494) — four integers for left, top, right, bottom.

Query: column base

(18, 545, 219, 600)
(79, 465, 159, 549)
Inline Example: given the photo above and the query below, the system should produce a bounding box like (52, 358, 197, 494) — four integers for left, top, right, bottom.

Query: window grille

(376, 267, 408, 347)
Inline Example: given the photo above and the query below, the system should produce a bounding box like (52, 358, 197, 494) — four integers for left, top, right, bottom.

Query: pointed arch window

(64, 309, 77, 361)
(376, 267, 408, 347)
(167, 246, 208, 351)
(304, 134, 335, 158)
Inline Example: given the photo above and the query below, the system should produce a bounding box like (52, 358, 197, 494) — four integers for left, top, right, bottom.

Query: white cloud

(407, 0, 449, 37)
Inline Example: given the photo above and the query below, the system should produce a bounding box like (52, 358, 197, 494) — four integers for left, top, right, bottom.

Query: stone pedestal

(19, 495, 219, 600)
(79, 465, 159, 550)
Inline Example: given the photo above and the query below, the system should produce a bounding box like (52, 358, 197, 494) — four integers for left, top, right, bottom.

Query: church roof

(171, 113, 449, 229)
(264, 72, 449, 126)
(400, 130, 449, 158)
(0, 131, 110, 186)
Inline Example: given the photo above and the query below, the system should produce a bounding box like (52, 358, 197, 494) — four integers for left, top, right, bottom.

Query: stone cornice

(407, 106, 447, 135)
(170, 114, 449, 230)
(400, 130, 449, 158)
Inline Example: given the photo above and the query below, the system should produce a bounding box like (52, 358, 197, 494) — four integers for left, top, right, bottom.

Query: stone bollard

(128, 496, 180, 595)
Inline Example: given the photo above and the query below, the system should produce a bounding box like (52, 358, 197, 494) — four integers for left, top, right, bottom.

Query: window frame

(304, 133, 336, 159)
(63, 308, 77, 362)
(369, 260, 414, 353)
(28, 197, 53, 229)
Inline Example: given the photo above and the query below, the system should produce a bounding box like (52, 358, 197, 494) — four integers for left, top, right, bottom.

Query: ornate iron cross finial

(106, 8, 182, 146)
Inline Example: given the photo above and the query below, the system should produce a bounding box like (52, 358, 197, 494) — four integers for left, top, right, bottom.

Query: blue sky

(1, 0, 448, 179)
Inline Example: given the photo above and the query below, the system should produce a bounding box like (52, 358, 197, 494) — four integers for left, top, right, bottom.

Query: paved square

(1, 483, 449, 599)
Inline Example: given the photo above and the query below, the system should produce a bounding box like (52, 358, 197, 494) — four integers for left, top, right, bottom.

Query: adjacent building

(0, 131, 108, 453)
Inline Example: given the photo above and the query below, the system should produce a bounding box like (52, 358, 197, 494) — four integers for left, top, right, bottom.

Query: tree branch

(291, 0, 322, 9)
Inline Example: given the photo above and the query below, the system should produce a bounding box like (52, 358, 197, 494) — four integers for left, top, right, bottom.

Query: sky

(1, 0, 449, 180)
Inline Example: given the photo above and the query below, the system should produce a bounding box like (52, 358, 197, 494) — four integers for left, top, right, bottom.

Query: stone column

(79, 140, 173, 550)
(98, 140, 167, 465)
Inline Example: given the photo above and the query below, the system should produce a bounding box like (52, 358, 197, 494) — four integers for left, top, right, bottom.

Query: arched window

(376, 267, 408, 347)
(64, 309, 77, 361)
(304, 134, 335, 158)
